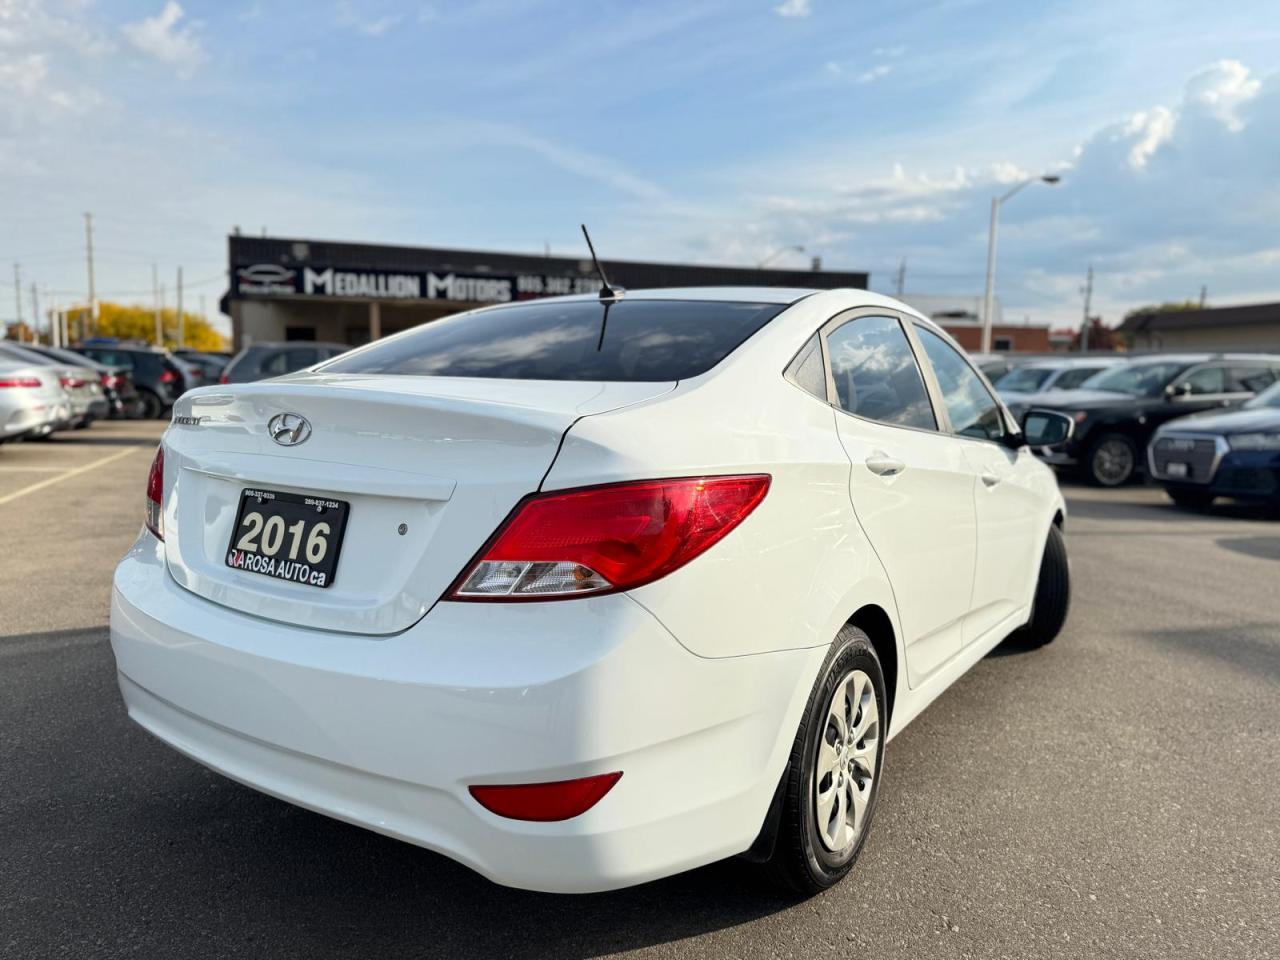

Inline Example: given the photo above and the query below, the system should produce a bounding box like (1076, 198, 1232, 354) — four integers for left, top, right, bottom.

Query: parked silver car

(995, 356, 1126, 418)
(0, 342, 109, 428)
(0, 360, 70, 443)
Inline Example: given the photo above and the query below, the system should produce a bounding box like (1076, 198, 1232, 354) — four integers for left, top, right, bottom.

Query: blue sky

(2, 0, 1278, 336)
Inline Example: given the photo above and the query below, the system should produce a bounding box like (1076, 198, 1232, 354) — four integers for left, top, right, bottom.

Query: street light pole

(980, 175, 1061, 354)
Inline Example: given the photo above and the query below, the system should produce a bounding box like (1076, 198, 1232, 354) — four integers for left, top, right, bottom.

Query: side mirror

(1021, 409, 1074, 449)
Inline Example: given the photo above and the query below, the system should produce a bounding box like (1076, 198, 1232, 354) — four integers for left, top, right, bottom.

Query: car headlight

(1227, 432, 1280, 451)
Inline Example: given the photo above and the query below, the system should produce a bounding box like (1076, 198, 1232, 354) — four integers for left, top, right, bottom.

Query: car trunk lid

(162, 373, 673, 635)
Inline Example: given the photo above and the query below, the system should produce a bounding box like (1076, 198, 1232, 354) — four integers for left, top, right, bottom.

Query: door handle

(981, 472, 1001, 488)
(865, 453, 906, 478)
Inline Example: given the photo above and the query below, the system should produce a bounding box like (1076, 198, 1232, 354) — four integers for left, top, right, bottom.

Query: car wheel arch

(845, 603, 898, 730)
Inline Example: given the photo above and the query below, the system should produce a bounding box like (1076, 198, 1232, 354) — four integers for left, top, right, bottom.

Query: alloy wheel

(812, 668, 880, 853)
(1092, 439, 1134, 486)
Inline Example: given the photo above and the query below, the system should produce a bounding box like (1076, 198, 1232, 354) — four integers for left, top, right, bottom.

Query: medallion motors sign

(235, 264, 603, 303)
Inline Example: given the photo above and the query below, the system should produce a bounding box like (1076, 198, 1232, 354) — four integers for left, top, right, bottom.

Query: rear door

(912, 324, 1045, 645)
(823, 311, 976, 685)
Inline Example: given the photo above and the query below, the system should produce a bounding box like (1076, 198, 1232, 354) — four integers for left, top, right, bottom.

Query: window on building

(993, 336, 1014, 352)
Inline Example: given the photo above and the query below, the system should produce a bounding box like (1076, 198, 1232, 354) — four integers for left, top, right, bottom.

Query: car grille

(1151, 436, 1218, 483)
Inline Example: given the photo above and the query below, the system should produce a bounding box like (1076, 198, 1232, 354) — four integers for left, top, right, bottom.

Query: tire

(765, 625, 886, 894)
(1085, 432, 1138, 487)
(137, 389, 164, 420)
(1019, 524, 1070, 647)
(1167, 487, 1214, 510)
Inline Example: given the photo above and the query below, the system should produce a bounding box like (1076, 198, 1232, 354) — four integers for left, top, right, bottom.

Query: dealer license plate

(1165, 462, 1189, 479)
(225, 487, 349, 589)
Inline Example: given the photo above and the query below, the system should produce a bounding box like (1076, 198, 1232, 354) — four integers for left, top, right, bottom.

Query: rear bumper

(110, 535, 822, 892)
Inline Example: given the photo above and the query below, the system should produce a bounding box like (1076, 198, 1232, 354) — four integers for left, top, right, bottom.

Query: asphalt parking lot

(3, 419, 1277, 960)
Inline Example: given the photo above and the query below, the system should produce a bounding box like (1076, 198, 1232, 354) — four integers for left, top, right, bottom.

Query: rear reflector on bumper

(468, 772, 623, 822)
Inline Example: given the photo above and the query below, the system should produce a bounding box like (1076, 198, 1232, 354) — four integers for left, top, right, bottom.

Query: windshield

(321, 299, 787, 382)
(995, 367, 1053, 392)
(1244, 381, 1280, 409)
(1081, 361, 1189, 397)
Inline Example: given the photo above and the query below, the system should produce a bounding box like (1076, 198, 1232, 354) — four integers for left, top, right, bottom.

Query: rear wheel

(766, 626, 885, 894)
(1085, 432, 1138, 486)
(1018, 524, 1070, 647)
(137, 389, 164, 420)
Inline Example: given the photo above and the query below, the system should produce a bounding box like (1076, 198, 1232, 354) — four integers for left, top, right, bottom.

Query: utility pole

(84, 212, 97, 337)
(12, 263, 21, 341)
(894, 258, 907, 297)
(175, 266, 184, 349)
(30, 283, 40, 345)
(1080, 264, 1094, 353)
(152, 263, 163, 346)
(1199, 285, 1207, 308)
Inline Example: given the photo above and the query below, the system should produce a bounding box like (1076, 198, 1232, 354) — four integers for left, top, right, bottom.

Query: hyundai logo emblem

(268, 413, 312, 447)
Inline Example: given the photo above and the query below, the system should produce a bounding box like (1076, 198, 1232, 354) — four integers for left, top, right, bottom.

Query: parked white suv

(110, 288, 1071, 894)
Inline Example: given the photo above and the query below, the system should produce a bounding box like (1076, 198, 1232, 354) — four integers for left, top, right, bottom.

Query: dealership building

(223, 234, 870, 350)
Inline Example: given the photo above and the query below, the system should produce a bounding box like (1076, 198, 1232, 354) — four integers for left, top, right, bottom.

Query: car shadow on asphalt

(1136, 620, 1280, 683)
(123, 781, 804, 958)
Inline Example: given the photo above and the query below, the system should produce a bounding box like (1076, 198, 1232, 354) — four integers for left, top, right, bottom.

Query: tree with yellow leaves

(60, 302, 228, 352)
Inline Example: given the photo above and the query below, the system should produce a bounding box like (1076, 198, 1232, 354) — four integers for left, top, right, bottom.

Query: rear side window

(825, 315, 936, 430)
(786, 334, 827, 400)
(1054, 366, 1101, 390)
(321, 299, 787, 382)
(1229, 366, 1275, 393)
(263, 348, 318, 376)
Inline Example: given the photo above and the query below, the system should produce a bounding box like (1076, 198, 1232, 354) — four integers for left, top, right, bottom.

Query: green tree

(62, 301, 228, 352)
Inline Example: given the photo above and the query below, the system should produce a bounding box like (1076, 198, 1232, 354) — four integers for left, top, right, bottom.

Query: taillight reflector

(0, 378, 41, 388)
(159, 369, 177, 384)
(469, 772, 622, 821)
(448, 475, 770, 601)
(59, 376, 86, 389)
(145, 446, 164, 540)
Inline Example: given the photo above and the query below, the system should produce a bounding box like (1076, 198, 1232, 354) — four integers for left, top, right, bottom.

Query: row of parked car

(0, 339, 349, 445)
(976, 352, 1280, 509)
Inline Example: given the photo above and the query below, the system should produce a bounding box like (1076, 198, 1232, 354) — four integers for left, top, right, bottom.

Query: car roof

(1124, 352, 1280, 365)
(1020, 356, 1125, 369)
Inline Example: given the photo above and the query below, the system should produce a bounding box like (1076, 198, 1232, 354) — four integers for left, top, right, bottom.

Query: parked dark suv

(221, 342, 348, 383)
(73, 344, 188, 419)
(1030, 353, 1280, 486)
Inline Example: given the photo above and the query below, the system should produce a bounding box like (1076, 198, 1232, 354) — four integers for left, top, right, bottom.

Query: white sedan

(110, 288, 1072, 894)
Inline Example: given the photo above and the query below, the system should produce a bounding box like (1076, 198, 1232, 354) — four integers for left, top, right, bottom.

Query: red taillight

(159, 369, 177, 384)
(59, 376, 86, 389)
(101, 373, 121, 389)
(219, 373, 229, 384)
(448, 475, 770, 601)
(145, 446, 164, 540)
(469, 772, 622, 822)
(0, 377, 41, 388)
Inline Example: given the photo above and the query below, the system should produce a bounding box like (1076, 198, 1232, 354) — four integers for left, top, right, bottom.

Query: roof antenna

(581, 224, 623, 301)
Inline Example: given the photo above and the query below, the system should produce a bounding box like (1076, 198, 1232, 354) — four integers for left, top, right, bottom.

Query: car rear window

(320, 299, 788, 382)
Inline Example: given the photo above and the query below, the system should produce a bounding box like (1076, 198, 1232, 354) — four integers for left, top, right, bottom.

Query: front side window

(825, 315, 936, 430)
(1177, 365, 1227, 395)
(915, 326, 1006, 441)
(321, 299, 786, 382)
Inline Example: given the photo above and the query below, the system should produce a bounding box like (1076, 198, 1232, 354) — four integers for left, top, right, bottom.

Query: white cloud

(856, 64, 891, 84)
(774, 0, 811, 18)
(121, 2, 205, 76)
(336, 1, 402, 36)
(669, 60, 1280, 327)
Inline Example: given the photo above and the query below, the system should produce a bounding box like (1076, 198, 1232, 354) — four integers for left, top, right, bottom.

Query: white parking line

(0, 447, 137, 507)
